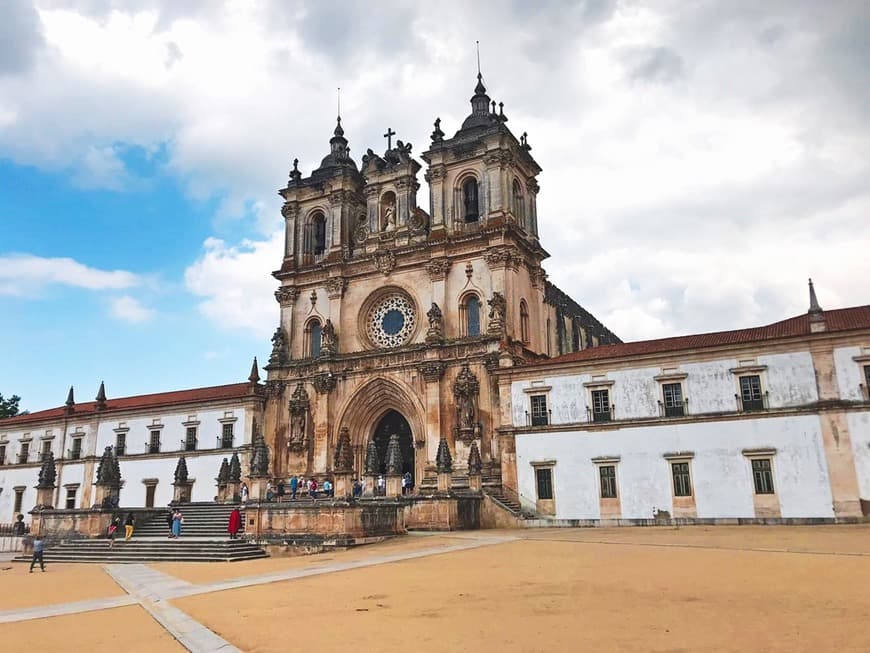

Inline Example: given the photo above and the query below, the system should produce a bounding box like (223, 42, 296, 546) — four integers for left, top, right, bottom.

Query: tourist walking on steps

(277, 479, 285, 500)
(166, 506, 174, 536)
(29, 535, 46, 572)
(228, 507, 242, 539)
(107, 517, 120, 548)
(124, 512, 135, 541)
(170, 508, 184, 538)
(290, 474, 299, 500)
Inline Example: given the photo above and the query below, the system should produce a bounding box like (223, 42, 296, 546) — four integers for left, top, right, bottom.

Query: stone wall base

(517, 516, 870, 528)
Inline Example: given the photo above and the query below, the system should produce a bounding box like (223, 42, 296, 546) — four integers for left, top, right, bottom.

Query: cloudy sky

(1, 0, 868, 412)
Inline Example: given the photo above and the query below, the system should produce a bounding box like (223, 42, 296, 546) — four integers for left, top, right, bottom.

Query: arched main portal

(372, 409, 415, 484)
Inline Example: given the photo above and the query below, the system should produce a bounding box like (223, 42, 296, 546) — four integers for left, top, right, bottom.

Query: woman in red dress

(227, 507, 242, 540)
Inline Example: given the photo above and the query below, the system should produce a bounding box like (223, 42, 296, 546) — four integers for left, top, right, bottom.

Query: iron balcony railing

(736, 391, 769, 412)
(658, 399, 690, 418)
(182, 438, 198, 452)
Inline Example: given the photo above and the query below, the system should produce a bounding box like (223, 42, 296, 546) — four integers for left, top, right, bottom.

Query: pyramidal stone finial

(364, 439, 380, 476)
(385, 433, 403, 475)
(436, 436, 453, 473)
(65, 386, 75, 407)
(808, 278, 822, 314)
(248, 356, 260, 384)
(95, 381, 107, 410)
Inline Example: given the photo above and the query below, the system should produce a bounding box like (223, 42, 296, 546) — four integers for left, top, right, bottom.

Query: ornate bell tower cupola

(357, 129, 426, 252)
(276, 115, 365, 275)
(421, 70, 542, 242)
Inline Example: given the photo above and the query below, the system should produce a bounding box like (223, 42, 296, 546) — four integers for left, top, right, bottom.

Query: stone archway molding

(335, 376, 427, 449)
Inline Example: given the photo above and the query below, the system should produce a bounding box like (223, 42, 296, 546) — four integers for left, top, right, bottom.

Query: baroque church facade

(2, 73, 868, 531)
(263, 71, 617, 491)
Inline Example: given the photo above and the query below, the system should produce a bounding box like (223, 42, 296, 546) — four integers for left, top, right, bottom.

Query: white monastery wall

(759, 351, 818, 407)
(834, 346, 866, 401)
(118, 452, 227, 507)
(515, 414, 833, 520)
(848, 411, 870, 500)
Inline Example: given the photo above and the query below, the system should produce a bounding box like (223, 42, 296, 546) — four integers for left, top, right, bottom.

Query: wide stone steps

(13, 538, 267, 563)
(134, 503, 246, 537)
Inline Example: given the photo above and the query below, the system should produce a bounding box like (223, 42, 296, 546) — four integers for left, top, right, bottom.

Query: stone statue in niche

(269, 327, 288, 365)
(426, 302, 444, 344)
(382, 202, 396, 232)
(487, 292, 506, 336)
(452, 363, 481, 441)
(320, 319, 338, 356)
(288, 383, 309, 452)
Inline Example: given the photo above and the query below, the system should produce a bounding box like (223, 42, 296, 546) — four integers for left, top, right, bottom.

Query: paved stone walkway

(0, 533, 516, 652)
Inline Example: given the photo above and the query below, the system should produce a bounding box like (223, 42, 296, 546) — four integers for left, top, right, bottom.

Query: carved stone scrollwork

(484, 246, 522, 271)
(264, 379, 286, 398)
(529, 266, 547, 289)
(275, 286, 300, 306)
(281, 202, 299, 220)
(419, 361, 446, 382)
(312, 373, 338, 394)
(487, 292, 507, 336)
(353, 223, 369, 246)
(425, 258, 451, 281)
(453, 363, 481, 442)
(325, 277, 347, 299)
(373, 249, 396, 276)
(287, 382, 309, 452)
(483, 151, 512, 167)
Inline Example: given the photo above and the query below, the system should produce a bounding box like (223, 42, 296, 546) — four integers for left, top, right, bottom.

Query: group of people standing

(107, 512, 137, 547)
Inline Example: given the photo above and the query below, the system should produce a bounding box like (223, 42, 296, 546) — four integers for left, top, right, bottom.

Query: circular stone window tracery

(366, 292, 417, 348)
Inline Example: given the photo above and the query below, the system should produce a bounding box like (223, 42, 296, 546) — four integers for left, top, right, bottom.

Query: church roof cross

(383, 127, 396, 150)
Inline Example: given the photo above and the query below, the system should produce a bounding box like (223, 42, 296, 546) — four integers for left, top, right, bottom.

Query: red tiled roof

(0, 383, 256, 428)
(537, 305, 870, 367)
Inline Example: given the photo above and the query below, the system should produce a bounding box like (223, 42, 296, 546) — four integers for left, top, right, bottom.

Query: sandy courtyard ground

(2, 525, 870, 652)
(175, 526, 870, 652)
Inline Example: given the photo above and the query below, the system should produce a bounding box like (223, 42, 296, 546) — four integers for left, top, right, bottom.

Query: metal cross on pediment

(383, 127, 396, 150)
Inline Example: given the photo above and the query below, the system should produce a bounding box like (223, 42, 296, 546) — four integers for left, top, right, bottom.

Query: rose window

(367, 293, 417, 348)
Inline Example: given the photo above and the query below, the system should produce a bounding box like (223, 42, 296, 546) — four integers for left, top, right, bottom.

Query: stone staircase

(14, 503, 268, 563)
(486, 488, 535, 519)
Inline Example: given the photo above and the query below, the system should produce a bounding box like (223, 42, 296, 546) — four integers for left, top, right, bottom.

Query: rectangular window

(65, 488, 77, 510)
(185, 427, 197, 451)
(145, 484, 157, 508)
(40, 440, 51, 461)
(19, 442, 30, 464)
(221, 423, 234, 449)
(530, 395, 549, 426)
(13, 489, 24, 514)
(149, 430, 161, 454)
(535, 468, 553, 500)
(599, 465, 618, 498)
(752, 458, 775, 494)
(70, 438, 82, 460)
(0, 444, 6, 465)
(662, 383, 684, 417)
(739, 375, 764, 411)
(591, 389, 611, 422)
(671, 462, 692, 497)
(115, 433, 126, 456)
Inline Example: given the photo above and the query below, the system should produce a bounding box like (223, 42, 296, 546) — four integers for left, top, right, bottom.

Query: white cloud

(184, 233, 283, 338)
(1, 1, 869, 341)
(0, 254, 141, 296)
(109, 295, 154, 323)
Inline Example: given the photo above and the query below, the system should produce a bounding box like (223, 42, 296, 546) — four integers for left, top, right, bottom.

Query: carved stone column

(419, 360, 445, 464)
(333, 426, 354, 499)
(275, 286, 300, 356)
(312, 373, 337, 475)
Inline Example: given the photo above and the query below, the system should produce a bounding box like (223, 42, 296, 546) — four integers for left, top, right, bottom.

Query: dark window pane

(599, 465, 617, 498)
(751, 458, 775, 494)
(310, 322, 322, 357)
(536, 468, 553, 500)
(663, 383, 684, 417)
(530, 395, 548, 426)
(463, 179, 479, 222)
(221, 423, 234, 448)
(466, 297, 480, 336)
(313, 216, 326, 255)
(740, 375, 764, 411)
(672, 462, 692, 496)
(592, 389, 611, 422)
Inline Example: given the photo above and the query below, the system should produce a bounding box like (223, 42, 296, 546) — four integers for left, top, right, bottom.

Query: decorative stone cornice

(484, 245, 522, 271)
(325, 277, 347, 299)
(483, 151, 512, 167)
(529, 266, 547, 289)
(373, 249, 396, 276)
(281, 202, 299, 219)
(275, 286, 300, 306)
(425, 258, 451, 281)
(312, 373, 338, 394)
(526, 178, 540, 194)
(263, 380, 286, 398)
(419, 361, 446, 382)
(424, 165, 447, 183)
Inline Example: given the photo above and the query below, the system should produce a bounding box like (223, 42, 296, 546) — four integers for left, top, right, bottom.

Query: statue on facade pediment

(288, 383, 310, 452)
(426, 302, 444, 344)
(320, 319, 338, 357)
(269, 327, 288, 365)
(487, 292, 506, 336)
